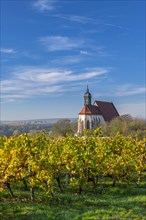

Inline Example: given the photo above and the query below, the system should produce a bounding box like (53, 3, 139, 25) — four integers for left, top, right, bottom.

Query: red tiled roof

(79, 105, 101, 115)
(94, 100, 119, 121)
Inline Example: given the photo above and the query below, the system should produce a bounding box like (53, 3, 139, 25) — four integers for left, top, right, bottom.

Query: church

(78, 85, 119, 134)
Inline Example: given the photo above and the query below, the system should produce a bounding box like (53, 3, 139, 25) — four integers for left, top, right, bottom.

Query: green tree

(52, 119, 77, 137)
(101, 116, 146, 139)
(13, 130, 21, 136)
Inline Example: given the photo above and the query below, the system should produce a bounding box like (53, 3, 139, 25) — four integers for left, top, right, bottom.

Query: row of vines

(0, 129, 146, 201)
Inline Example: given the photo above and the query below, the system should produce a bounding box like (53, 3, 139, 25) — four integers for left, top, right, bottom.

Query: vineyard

(0, 129, 146, 202)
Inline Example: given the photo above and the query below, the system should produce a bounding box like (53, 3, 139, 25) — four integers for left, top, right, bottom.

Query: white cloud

(55, 14, 98, 24)
(39, 36, 110, 58)
(33, 0, 54, 11)
(95, 84, 145, 98)
(0, 49, 41, 62)
(80, 50, 90, 55)
(115, 84, 146, 96)
(39, 36, 85, 51)
(55, 14, 124, 29)
(14, 67, 108, 82)
(1, 66, 109, 102)
(51, 55, 83, 65)
(0, 48, 16, 53)
(2, 94, 30, 100)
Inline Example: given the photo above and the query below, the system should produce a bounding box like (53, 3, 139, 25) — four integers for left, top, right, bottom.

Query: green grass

(0, 182, 146, 220)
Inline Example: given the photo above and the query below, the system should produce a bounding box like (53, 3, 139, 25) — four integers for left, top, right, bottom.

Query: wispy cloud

(1, 66, 109, 102)
(93, 83, 145, 99)
(115, 84, 146, 97)
(39, 36, 85, 51)
(14, 67, 108, 82)
(80, 47, 110, 57)
(0, 48, 16, 53)
(55, 14, 98, 24)
(33, 0, 55, 11)
(39, 35, 111, 57)
(55, 14, 123, 29)
(0, 48, 41, 61)
(50, 55, 84, 65)
(80, 50, 91, 55)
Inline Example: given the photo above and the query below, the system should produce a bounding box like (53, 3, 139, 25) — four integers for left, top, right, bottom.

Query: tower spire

(86, 81, 89, 92)
(84, 82, 91, 106)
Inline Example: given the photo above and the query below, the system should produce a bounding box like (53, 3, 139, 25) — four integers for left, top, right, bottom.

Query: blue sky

(1, 0, 145, 121)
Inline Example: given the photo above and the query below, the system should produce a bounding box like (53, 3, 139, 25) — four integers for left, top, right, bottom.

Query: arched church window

(81, 121, 84, 131)
(92, 120, 94, 128)
(87, 120, 90, 129)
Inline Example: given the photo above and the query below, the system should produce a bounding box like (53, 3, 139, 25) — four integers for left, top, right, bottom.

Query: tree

(101, 116, 146, 139)
(52, 119, 77, 137)
(13, 130, 21, 136)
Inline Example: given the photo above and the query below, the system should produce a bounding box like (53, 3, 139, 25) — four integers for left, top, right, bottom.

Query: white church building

(78, 85, 119, 134)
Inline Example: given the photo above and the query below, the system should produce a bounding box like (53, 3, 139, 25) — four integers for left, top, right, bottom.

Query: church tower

(84, 83, 91, 106)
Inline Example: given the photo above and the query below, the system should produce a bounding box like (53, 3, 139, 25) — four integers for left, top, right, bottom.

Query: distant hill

(1, 118, 77, 125)
(0, 118, 78, 137)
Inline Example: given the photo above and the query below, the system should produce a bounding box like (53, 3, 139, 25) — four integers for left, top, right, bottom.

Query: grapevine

(0, 130, 145, 201)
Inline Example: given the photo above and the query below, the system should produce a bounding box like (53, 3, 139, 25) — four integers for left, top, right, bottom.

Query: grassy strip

(0, 184, 146, 220)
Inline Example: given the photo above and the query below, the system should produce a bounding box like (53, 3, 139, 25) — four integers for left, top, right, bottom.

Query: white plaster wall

(78, 114, 105, 133)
